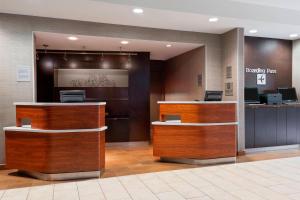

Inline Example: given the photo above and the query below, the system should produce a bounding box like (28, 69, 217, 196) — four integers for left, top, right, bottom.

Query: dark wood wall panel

(36, 51, 150, 142)
(245, 36, 292, 93)
(150, 60, 165, 122)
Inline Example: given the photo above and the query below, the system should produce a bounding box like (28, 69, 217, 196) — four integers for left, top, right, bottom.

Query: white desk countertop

(151, 121, 238, 126)
(14, 102, 106, 106)
(3, 126, 108, 133)
(157, 101, 237, 104)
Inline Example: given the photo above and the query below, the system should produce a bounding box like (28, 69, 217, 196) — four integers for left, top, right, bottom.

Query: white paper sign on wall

(17, 65, 31, 82)
(257, 74, 266, 85)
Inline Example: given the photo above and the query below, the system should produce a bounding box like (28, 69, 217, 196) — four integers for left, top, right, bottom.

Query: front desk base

(20, 170, 101, 181)
(160, 157, 236, 165)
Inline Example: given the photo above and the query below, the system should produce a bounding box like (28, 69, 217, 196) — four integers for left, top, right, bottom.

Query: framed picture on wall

(226, 66, 232, 79)
(225, 82, 233, 96)
(197, 74, 202, 87)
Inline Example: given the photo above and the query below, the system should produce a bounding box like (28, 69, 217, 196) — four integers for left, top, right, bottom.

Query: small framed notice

(226, 66, 232, 79)
(225, 82, 233, 96)
(17, 65, 31, 82)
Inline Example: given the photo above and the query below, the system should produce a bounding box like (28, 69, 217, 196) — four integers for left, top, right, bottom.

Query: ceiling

(35, 32, 202, 60)
(1, 0, 300, 40)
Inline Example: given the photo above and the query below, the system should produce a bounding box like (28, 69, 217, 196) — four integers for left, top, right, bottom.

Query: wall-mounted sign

(55, 69, 128, 87)
(257, 74, 266, 85)
(225, 82, 233, 96)
(197, 74, 202, 87)
(226, 66, 232, 79)
(16, 65, 31, 82)
(245, 67, 277, 74)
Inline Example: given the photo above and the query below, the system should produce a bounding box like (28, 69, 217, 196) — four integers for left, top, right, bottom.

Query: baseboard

(246, 144, 300, 154)
(106, 141, 150, 147)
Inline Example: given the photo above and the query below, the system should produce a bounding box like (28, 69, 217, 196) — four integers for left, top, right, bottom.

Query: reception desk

(4, 102, 106, 180)
(246, 103, 300, 149)
(152, 101, 238, 164)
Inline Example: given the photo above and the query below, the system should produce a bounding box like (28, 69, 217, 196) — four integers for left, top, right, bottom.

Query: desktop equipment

(277, 87, 298, 103)
(260, 93, 282, 105)
(60, 90, 86, 103)
(204, 91, 223, 101)
(245, 87, 260, 104)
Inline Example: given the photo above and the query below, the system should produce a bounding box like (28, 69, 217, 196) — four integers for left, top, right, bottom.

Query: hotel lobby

(1, 0, 300, 199)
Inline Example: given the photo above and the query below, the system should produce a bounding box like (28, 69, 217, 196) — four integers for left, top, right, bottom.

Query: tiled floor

(2, 143, 300, 190)
(2, 157, 300, 199)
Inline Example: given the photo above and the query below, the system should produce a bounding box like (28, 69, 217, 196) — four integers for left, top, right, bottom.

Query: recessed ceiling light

(209, 17, 219, 22)
(166, 44, 172, 48)
(68, 36, 78, 41)
(133, 8, 144, 14)
(249, 29, 258, 34)
(121, 41, 129, 45)
(290, 33, 299, 38)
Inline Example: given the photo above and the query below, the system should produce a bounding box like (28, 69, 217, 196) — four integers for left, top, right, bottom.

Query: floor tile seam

(182, 170, 244, 200)
(190, 167, 274, 199)
(96, 179, 108, 200)
(170, 171, 227, 199)
(152, 172, 189, 199)
(136, 174, 166, 198)
(116, 176, 134, 200)
(0, 190, 5, 200)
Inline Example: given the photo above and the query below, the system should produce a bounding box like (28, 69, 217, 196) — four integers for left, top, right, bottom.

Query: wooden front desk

(152, 101, 238, 164)
(4, 102, 106, 181)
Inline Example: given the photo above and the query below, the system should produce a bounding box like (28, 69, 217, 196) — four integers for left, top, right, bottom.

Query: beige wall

(0, 13, 223, 164)
(293, 39, 300, 99)
(164, 47, 205, 101)
(221, 28, 245, 151)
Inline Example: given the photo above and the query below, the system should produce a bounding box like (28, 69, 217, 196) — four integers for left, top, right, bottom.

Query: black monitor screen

(245, 88, 259, 102)
(277, 88, 298, 102)
(204, 91, 223, 101)
(60, 90, 86, 103)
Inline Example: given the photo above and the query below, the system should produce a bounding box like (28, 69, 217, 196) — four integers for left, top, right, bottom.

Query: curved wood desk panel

(5, 129, 106, 174)
(152, 124, 237, 159)
(158, 102, 236, 123)
(5, 102, 107, 180)
(15, 103, 105, 130)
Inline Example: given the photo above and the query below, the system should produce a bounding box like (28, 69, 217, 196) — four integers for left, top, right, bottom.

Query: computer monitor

(245, 87, 259, 103)
(204, 91, 223, 101)
(60, 90, 86, 103)
(277, 87, 298, 102)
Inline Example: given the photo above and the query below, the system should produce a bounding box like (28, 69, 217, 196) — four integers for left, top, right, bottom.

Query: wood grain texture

(16, 105, 105, 129)
(245, 36, 292, 93)
(159, 103, 236, 123)
(5, 131, 105, 173)
(152, 125, 237, 159)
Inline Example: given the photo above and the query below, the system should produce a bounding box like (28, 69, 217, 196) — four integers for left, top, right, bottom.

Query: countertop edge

(157, 101, 237, 104)
(3, 126, 108, 133)
(14, 102, 106, 106)
(151, 122, 238, 126)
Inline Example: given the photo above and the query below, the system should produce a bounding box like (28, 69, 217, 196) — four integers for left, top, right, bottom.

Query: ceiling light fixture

(121, 41, 129, 45)
(133, 8, 144, 14)
(166, 44, 172, 48)
(68, 36, 78, 41)
(249, 29, 258, 34)
(290, 33, 299, 38)
(209, 17, 219, 22)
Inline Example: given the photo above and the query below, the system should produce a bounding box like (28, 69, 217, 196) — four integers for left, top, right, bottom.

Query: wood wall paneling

(36, 51, 150, 142)
(244, 36, 292, 93)
(150, 60, 165, 122)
